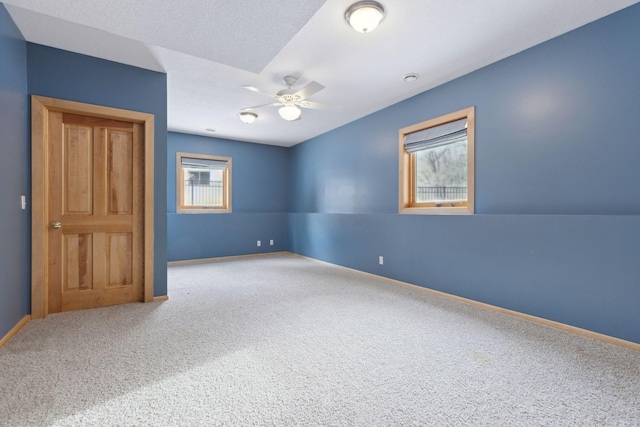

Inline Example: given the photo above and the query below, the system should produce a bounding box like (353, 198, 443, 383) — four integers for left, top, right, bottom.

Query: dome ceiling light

(403, 73, 419, 82)
(238, 112, 258, 124)
(278, 105, 302, 121)
(345, 1, 386, 34)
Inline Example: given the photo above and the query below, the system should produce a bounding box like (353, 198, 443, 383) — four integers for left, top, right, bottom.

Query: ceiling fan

(241, 76, 335, 121)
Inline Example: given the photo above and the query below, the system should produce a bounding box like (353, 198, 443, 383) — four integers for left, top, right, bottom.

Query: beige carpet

(1, 253, 639, 426)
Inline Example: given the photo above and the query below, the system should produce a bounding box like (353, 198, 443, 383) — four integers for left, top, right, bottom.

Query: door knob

(52, 221, 62, 229)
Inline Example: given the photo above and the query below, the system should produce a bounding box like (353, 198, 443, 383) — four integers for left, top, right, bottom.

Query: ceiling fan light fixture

(279, 105, 302, 121)
(238, 112, 258, 124)
(345, 1, 385, 34)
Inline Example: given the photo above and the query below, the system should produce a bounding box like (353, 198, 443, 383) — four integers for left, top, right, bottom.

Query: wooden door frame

(31, 96, 155, 319)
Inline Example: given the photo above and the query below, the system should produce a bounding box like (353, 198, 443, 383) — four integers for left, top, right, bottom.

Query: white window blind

(181, 157, 228, 170)
(404, 118, 467, 153)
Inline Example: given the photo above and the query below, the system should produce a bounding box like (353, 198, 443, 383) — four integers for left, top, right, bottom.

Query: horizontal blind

(181, 157, 228, 170)
(404, 118, 467, 153)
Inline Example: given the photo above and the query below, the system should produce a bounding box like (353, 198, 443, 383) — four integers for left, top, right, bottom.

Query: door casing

(31, 95, 155, 319)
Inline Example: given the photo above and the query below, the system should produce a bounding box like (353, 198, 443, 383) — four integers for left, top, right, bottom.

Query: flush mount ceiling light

(403, 73, 419, 82)
(238, 112, 258, 124)
(278, 105, 302, 121)
(345, 1, 386, 34)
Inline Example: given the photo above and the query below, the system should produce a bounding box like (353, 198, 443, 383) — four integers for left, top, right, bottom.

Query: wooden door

(47, 112, 144, 313)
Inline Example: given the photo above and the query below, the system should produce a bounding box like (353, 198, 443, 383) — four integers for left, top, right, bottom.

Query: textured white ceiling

(5, 0, 639, 146)
(5, 0, 326, 73)
(5, 6, 165, 72)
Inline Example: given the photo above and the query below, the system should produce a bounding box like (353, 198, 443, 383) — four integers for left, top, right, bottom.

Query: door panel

(106, 232, 132, 287)
(48, 111, 144, 313)
(64, 126, 93, 215)
(64, 234, 93, 291)
(107, 130, 133, 214)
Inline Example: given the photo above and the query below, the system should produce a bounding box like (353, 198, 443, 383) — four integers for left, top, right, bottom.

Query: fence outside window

(184, 182, 465, 205)
(416, 186, 467, 202)
(183, 180, 223, 206)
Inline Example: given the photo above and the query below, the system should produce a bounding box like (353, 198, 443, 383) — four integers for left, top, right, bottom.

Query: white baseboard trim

(288, 252, 640, 352)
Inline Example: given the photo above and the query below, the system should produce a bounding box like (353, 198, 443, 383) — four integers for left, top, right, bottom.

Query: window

(176, 152, 232, 213)
(399, 107, 474, 214)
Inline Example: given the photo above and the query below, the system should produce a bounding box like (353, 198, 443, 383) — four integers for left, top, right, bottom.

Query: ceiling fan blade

(293, 81, 325, 100)
(242, 85, 278, 99)
(241, 102, 282, 111)
(298, 100, 338, 111)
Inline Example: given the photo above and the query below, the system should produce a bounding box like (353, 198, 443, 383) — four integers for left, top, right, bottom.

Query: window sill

(177, 208, 232, 214)
(399, 206, 474, 215)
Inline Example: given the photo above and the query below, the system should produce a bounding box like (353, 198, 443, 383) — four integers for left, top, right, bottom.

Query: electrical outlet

(270, 239, 274, 246)
(257, 240, 261, 247)
(379, 256, 384, 265)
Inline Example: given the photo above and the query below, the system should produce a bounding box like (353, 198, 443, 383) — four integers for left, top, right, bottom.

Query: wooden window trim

(176, 152, 232, 214)
(398, 106, 475, 215)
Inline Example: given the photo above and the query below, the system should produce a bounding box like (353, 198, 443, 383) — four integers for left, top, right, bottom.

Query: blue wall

(2, 3, 638, 345)
(168, 132, 289, 261)
(288, 5, 640, 343)
(27, 44, 168, 297)
(0, 5, 29, 339)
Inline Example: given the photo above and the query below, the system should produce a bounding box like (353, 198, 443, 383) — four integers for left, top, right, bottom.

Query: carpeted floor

(1, 253, 639, 426)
